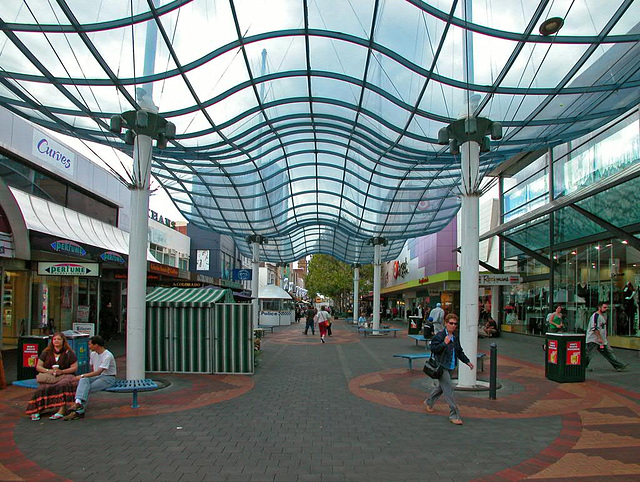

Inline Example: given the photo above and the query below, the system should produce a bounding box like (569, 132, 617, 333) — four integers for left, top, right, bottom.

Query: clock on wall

(196, 249, 210, 271)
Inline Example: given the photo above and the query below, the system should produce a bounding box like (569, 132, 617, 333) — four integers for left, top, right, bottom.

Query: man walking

(303, 306, 316, 335)
(585, 302, 629, 372)
(64, 336, 117, 420)
(430, 303, 445, 333)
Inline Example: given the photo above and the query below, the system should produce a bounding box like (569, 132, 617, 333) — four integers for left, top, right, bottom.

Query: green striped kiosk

(146, 287, 253, 374)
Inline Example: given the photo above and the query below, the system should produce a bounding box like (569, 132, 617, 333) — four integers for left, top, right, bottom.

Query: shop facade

(381, 220, 460, 318)
(0, 106, 191, 348)
(490, 108, 640, 349)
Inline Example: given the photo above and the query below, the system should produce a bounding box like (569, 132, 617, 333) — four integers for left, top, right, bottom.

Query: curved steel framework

(0, 0, 638, 263)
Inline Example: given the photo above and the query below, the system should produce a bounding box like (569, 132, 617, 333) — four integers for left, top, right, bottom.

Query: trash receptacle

(63, 331, 90, 375)
(17, 335, 50, 380)
(545, 333, 586, 383)
(408, 316, 422, 335)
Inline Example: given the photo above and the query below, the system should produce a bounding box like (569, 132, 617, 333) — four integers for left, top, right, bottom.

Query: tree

(306, 255, 373, 313)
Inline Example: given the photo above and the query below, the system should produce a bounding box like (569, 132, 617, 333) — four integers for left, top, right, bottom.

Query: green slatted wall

(172, 303, 212, 373)
(146, 301, 253, 375)
(146, 303, 171, 372)
(213, 303, 254, 374)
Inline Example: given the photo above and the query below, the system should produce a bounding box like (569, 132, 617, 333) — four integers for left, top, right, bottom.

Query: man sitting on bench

(64, 336, 117, 420)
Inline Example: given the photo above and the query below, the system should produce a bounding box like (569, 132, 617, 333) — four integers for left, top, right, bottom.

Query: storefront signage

(232, 269, 252, 281)
(566, 341, 581, 365)
(22, 343, 40, 368)
(114, 272, 160, 281)
(73, 322, 95, 336)
(149, 209, 177, 229)
(149, 262, 179, 277)
(548, 340, 558, 364)
(479, 274, 521, 286)
(38, 262, 99, 277)
(418, 277, 429, 284)
(171, 281, 203, 288)
(51, 239, 86, 256)
(32, 131, 76, 174)
(100, 251, 125, 264)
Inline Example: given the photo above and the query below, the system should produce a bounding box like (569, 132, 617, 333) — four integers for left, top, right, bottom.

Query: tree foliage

(306, 254, 373, 311)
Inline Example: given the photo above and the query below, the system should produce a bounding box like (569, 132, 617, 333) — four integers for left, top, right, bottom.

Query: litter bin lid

(545, 332, 585, 337)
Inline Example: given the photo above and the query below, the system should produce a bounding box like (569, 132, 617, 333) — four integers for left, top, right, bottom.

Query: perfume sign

(32, 131, 76, 175)
(38, 262, 99, 277)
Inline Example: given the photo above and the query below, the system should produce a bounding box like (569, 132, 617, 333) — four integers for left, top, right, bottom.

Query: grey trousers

(425, 369, 461, 421)
(585, 343, 626, 370)
(75, 374, 117, 407)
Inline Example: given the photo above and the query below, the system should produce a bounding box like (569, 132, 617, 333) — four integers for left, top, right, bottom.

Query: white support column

(353, 266, 360, 324)
(491, 286, 500, 322)
(372, 243, 382, 331)
(458, 140, 480, 388)
(126, 133, 153, 381)
(251, 241, 260, 329)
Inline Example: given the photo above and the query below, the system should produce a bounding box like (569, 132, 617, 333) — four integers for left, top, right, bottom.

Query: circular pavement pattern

(349, 355, 627, 419)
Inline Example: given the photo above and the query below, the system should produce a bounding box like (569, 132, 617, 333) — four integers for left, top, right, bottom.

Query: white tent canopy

(259, 284, 293, 300)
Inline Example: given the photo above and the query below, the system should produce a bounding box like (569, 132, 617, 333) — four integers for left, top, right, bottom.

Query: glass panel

(554, 240, 639, 338)
(554, 114, 639, 198)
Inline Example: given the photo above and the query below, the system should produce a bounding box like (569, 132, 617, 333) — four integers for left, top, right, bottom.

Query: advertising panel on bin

(23, 343, 39, 367)
(548, 339, 558, 364)
(566, 341, 581, 365)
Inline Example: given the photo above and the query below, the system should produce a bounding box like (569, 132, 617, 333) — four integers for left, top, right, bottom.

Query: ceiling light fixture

(539, 17, 564, 36)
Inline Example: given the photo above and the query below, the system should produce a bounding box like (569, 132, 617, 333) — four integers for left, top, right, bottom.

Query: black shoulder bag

(423, 355, 443, 379)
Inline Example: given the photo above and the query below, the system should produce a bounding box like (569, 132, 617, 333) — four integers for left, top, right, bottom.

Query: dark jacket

(430, 329, 470, 369)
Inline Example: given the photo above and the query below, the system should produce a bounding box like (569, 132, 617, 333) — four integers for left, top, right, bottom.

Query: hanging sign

(232, 269, 252, 281)
(100, 251, 125, 264)
(548, 340, 558, 364)
(50, 240, 86, 256)
(566, 341, 581, 365)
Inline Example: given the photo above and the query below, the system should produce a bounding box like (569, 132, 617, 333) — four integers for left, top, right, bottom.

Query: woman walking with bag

(424, 313, 474, 425)
(316, 306, 331, 343)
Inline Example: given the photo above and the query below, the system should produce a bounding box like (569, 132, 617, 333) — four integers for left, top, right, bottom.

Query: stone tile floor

(1, 321, 638, 481)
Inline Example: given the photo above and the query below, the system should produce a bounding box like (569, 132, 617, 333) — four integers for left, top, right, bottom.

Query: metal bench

(105, 379, 158, 408)
(258, 325, 276, 333)
(358, 327, 402, 337)
(393, 353, 432, 371)
(408, 334, 430, 348)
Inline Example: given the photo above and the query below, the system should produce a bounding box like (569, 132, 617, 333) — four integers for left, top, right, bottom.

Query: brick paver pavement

(0, 319, 638, 481)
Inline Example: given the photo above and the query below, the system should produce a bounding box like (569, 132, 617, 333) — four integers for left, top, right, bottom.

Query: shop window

(2, 270, 30, 344)
(551, 241, 639, 338)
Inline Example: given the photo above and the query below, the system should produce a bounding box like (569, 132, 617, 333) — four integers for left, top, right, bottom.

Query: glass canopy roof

(1, 0, 638, 263)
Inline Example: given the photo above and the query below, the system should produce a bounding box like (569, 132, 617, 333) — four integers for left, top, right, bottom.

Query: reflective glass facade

(500, 110, 640, 342)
